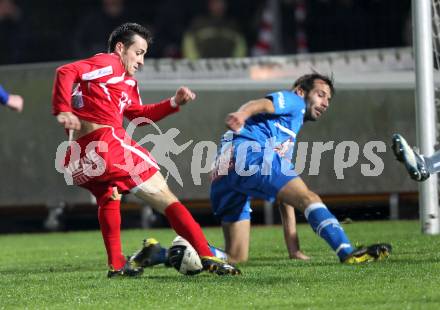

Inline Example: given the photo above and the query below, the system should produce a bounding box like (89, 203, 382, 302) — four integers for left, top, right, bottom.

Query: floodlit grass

(1, 221, 440, 309)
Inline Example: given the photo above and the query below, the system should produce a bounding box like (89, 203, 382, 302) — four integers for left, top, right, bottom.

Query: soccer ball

(168, 236, 203, 276)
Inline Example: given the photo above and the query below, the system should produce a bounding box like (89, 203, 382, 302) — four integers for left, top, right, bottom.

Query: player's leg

(97, 188, 125, 271)
(211, 175, 253, 264)
(89, 186, 143, 277)
(391, 133, 430, 181)
(67, 130, 142, 277)
(131, 171, 241, 275)
(277, 177, 391, 263)
(222, 220, 251, 264)
(277, 178, 353, 261)
(132, 171, 214, 257)
(425, 152, 440, 173)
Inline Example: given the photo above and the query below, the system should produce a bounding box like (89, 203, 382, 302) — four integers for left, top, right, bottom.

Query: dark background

(1, 0, 411, 64)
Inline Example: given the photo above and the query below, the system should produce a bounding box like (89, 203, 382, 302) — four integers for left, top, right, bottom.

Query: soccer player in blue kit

(210, 73, 392, 264)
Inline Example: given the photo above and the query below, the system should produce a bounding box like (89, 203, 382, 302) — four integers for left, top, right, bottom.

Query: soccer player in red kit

(52, 23, 240, 277)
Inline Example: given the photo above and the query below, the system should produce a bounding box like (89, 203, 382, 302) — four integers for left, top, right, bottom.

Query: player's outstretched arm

(124, 86, 196, 124)
(278, 202, 310, 260)
(226, 98, 274, 131)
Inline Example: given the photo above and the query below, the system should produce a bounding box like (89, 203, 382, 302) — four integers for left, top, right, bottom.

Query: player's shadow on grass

(245, 255, 336, 268)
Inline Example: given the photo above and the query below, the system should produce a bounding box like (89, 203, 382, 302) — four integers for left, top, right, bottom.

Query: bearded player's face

(118, 34, 148, 76)
(304, 79, 332, 121)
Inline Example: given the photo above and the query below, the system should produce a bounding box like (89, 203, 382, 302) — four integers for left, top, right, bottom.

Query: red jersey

(52, 53, 179, 128)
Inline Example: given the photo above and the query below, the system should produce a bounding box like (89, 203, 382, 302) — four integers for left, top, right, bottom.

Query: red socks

(98, 200, 213, 269)
(165, 202, 213, 257)
(98, 199, 126, 270)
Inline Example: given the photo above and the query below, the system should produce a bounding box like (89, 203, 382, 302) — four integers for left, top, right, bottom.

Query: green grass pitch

(1, 220, 440, 309)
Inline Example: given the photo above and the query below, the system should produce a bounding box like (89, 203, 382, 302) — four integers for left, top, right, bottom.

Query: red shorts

(64, 127, 158, 205)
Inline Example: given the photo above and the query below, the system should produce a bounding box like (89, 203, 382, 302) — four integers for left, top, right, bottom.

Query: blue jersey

(224, 90, 306, 159)
(211, 90, 305, 221)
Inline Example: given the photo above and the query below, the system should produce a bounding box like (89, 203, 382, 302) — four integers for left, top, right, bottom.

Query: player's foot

(342, 243, 392, 264)
(129, 238, 168, 268)
(209, 244, 228, 260)
(107, 259, 144, 278)
(392, 134, 430, 181)
(200, 256, 241, 276)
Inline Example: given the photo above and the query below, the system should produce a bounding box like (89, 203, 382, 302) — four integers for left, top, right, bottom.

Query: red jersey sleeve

(51, 54, 117, 115)
(123, 87, 180, 124)
(52, 60, 89, 115)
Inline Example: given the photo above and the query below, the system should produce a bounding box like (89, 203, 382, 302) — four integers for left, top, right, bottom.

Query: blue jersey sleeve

(0, 85, 9, 105)
(265, 91, 303, 115)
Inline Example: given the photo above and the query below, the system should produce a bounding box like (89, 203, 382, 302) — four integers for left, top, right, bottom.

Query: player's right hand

(174, 86, 196, 106)
(225, 111, 247, 132)
(56, 111, 81, 130)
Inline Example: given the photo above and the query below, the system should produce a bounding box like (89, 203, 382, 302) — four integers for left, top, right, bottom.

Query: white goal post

(413, 0, 440, 234)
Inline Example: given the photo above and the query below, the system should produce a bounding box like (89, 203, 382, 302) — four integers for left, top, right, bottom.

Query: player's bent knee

(294, 191, 321, 210)
(278, 186, 322, 211)
(131, 177, 179, 213)
(304, 190, 321, 205)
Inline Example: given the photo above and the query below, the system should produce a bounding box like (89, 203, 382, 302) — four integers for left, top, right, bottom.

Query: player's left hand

(7, 94, 24, 113)
(174, 86, 196, 106)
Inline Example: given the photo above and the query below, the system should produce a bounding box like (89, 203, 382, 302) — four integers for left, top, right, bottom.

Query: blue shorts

(210, 151, 298, 223)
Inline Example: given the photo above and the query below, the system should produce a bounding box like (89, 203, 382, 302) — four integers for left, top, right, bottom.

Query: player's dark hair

(108, 23, 152, 52)
(292, 73, 335, 97)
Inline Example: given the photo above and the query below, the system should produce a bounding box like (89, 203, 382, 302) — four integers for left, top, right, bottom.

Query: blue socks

(305, 202, 353, 261)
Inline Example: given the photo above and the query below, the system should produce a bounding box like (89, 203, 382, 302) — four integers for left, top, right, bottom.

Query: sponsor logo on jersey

(278, 92, 285, 109)
(82, 66, 113, 81)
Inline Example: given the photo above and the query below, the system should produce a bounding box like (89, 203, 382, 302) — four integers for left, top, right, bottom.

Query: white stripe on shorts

(111, 127, 159, 170)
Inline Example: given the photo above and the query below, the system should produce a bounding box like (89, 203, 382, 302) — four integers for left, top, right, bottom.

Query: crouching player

(52, 23, 240, 277)
(209, 73, 391, 264)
